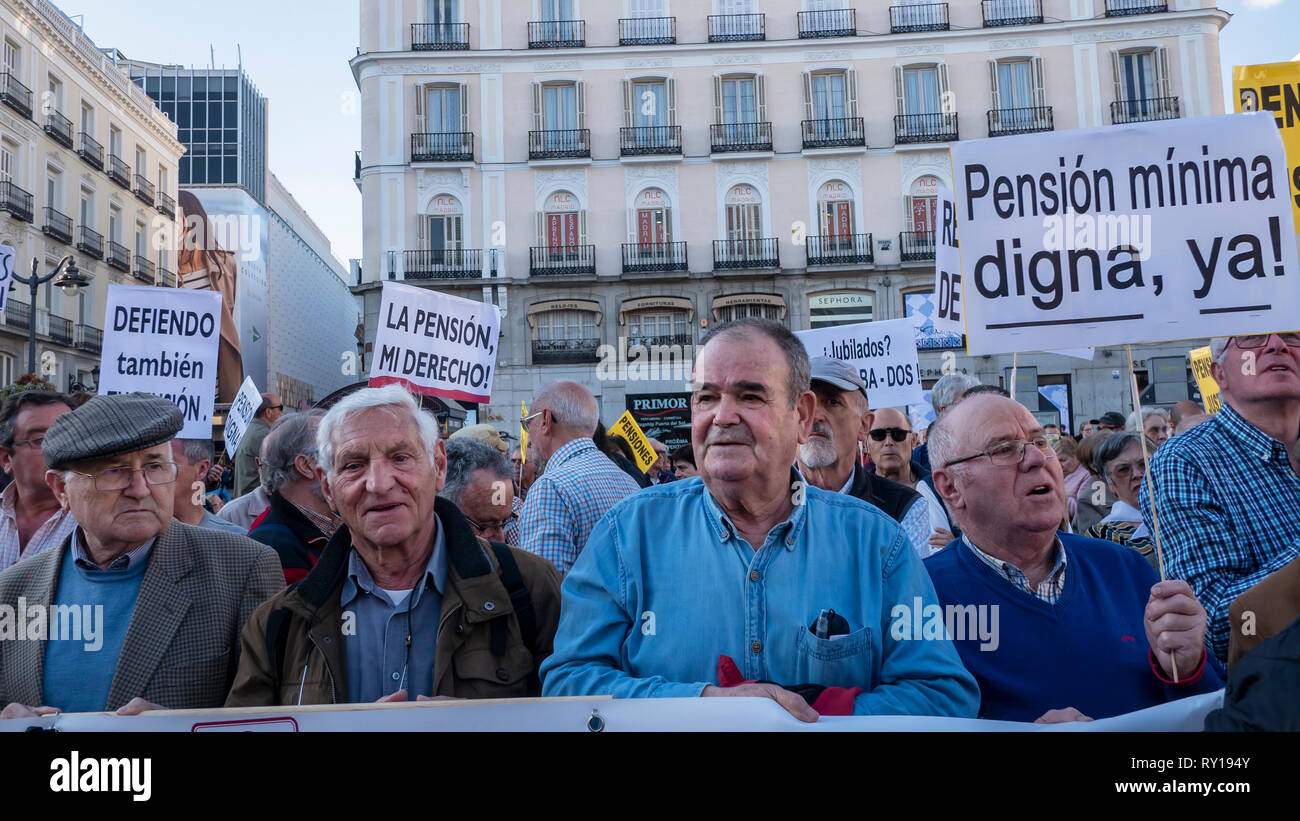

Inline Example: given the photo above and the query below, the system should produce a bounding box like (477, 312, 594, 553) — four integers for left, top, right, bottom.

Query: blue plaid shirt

(1141, 401, 1300, 661)
(519, 438, 642, 576)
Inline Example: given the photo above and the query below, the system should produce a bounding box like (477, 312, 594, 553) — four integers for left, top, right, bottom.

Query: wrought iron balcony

(133, 174, 155, 206)
(713, 238, 779, 270)
(528, 20, 585, 48)
(983, 0, 1043, 27)
(0, 72, 32, 119)
(622, 241, 688, 273)
(42, 207, 73, 245)
(798, 8, 856, 38)
(628, 333, 694, 350)
(900, 231, 936, 262)
(3, 299, 30, 331)
(412, 132, 474, 162)
(530, 244, 596, 276)
(1106, 0, 1168, 16)
(806, 233, 874, 267)
(532, 338, 600, 365)
(620, 125, 682, 156)
(107, 155, 131, 188)
(159, 267, 176, 288)
(708, 13, 765, 42)
(895, 112, 959, 144)
(411, 22, 469, 50)
(106, 241, 130, 272)
(44, 109, 74, 148)
(710, 122, 773, 153)
(802, 117, 866, 149)
(77, 226, 104, 259)
(1111, 96, 1179, 124)
(48, 316, 73, 346)
(890, 3, 949, 33)
(133, 255, 155, 283)
(0, 180, 33, 223)
(528, 129, 590, 159)
(157, 191, 176, 219)
(403, 248, 487, 279)
(987, 105, 1053, 137)
(77, 132, 104, 170)
(619, 16, 675, 45)
(75, 324, 102, 353)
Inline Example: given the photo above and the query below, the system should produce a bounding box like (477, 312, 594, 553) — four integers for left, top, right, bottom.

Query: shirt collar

(288, 498, 342, 537)
(70, 527, 155, 572)
(0, 481, 17, 516)
(963, 533, 1068, 581)
(700, 466, 808, 552)
(341, 513, 448, 608)
(545, 437, 596, 471)
(1218, 401, 1294, 464)
(837, 466, 856, 496)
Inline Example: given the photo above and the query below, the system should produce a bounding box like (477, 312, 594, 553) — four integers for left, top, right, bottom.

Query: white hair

(316, 385, 440, 474)
(1209, 336, 1231, 365)
(533, 381, 599, 436)
(1125, 406, 1168, 432)
(926, 415, 961, 473)
(931, 373, 980, 416)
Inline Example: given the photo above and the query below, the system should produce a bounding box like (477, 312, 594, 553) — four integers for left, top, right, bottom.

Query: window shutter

(1154, 47, 1171, 99)
(1110, 51, 1124, 104)
(1031, 57, 1046, 109)
(536, 211, 546, 246)
(417, 216, 427, 251)
(622, 79, 633, 127)
(846, 69, 858, 117)
(802, 71, 813, 120)
(988, 59, 1000, 111)
(937, 62, 950, 106)
(533, 83, 544, 131)
(576, 80, 586, 129)
(893, 65, 905, 116)
(414, 83, 425, 132)
(579, 210, 588, 244)
(756, 74, 767, 122)
(713, 75, 723, 124)
(459, 83, 469, 132)
(666, 76, 676, 125)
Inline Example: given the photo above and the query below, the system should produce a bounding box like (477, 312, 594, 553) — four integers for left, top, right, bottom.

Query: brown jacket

(225, 497, 561, 706)
(1227, 556, 1300, 671)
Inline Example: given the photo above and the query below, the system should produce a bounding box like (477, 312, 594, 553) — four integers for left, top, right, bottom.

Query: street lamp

(11, 255, 92, 375)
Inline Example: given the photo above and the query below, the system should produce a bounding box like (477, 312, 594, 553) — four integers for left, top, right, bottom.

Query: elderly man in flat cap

(0, 393, 283, 718)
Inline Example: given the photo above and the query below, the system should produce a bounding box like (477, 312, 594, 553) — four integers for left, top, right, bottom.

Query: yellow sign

(520, 401, 528, 464)
(1234, 61, 1300, 232)
(1189, 346, 1222, 415)
(612, 410, 657, 473)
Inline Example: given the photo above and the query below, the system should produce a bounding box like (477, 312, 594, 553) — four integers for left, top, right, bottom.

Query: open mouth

(366, 502, 403, 514)
(1027, 484, 1052, 496)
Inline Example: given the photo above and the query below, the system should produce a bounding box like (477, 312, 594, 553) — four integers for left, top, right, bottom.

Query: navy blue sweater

(924, 532, 1223, 722)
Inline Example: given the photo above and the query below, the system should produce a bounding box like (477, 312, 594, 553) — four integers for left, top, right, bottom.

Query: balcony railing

(77, 226, 104, 259)
(0, 72, 32, 119)
(622, 241, 688, 273)
(532, 338, 600, 365)
(713, 238, 779, 270)
(530, 244, 596, 276)
(106, 241, 130, 272)
(159, 267, 176, 288)
(708, 13, 765, 42)
(620, 125, 682, 156)
(0, 180, 34, 223)
(900, 231, 936, 262)
(75, 324, 102, 353)
(157, 191, 176, 219)
(133, 174, 155, 205)
(528, 129, 590, 159)
(798, 8, 856, 38)
(987, 105, 1054, 137)
(133, 254, 155, 283)
(42, 206, 73, 245)
(619, 17, 675, 45)
(44, 109, 74, 148)
(77, 132, 104, 170)
(895, 112, 959, 144)
(710, 122, 773, 153)
(412, 132, 474, 162)
(628, 333, 694, 350)
(806, 233, 874, 267)
(411, 22, 469, 50)
(802, 117, 866, 149)
(1111, 96, 1180, 124)
(528, 20, 585, 48)
(890, 3, 949, 33)
(107, 155, 131, 188)
(982, 0, 1043, 27)
(1105, 0, 1168, 16)
(3, 299, 30, 331)
(48, 316, 73, 346)
(403, 248, 487, 279)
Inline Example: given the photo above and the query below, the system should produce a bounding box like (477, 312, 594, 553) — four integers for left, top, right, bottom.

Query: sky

(58, 0, 1298, 270)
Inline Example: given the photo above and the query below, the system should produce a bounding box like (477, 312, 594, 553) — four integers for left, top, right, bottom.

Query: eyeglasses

(9, 435, 46, 449)
(68, 461, 179, 491)
(465, 512, 519, 533)
(268, 404, 284, 411)
(944, 437, 1057, 468)
(869, 428, 910, 443)
(521, 409, 544, 425)
(1232, 332, 1300, 349)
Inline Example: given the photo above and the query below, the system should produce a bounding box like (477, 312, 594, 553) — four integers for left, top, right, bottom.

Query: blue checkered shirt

(1141, 401, 1300, 662)
(519, 438, 642, 576)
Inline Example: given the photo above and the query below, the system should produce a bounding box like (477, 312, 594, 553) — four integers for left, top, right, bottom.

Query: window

(158, 166, 168, 194)
(135, 223, 147, 259)
(533, 81, 585, 152)
(906, 175, 939, 237)
(3, 39, 20, 81)
(809, 291, 873, 329)
(540, 0, 575, 21)
(79, 189, 93, 230)
(902, 66, 940, 115)
(46, 169, 61, 211)
(426, 0, 461, 23)
(135, 146, 147, 176)
(631, 79, 668, 127)
(715, 303, 782, 323)
(109, 125, 122, 158)
(725, 184, 762, 241)
(633, 187, 672, 245)
(817, 180, 854, 248)
(628, 311, 689, 346)
(80, 102, 94, 135)
(539, 190, 585, 260)
(804, 70, 856, 142)
(1113, 48, 1171, 117)
(424, 85, 463, 132)
(47, 76, 63, 113)
(718, 75, 757, 124)
(989, 57, 1046, 131)
(422, 194, 463, 253)
(0, 354, 13, 387)
(109, 205, 121, 243)
(536, 309, 597, 344)
(0, 141, 14, 184)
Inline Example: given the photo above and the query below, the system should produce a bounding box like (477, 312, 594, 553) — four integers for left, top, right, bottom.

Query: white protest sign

(932, 186, 964, 336)
(951, 113, 1300, 356)
(223, 376, 261, 459)
(1049, 347, 1095, 361)
(370, 282, 500, 403)
(795, 318, 924, 409)
(0, 244, 14, 315)
(98, 285, 221, 439)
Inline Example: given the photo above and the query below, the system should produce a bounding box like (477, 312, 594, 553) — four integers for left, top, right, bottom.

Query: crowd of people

(0, 320, 1296, 729)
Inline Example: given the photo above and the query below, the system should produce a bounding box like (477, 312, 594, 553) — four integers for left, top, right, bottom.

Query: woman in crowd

(1086, 432, 1157, 570)
(1071, 431, 1116, 535)
(1054, 435, 1091, 524)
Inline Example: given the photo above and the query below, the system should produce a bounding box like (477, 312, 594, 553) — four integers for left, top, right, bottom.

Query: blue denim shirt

(540, 476, 981, 716)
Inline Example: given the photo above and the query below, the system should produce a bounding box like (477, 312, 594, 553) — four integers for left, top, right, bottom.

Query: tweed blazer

(0, 520, 283, 711)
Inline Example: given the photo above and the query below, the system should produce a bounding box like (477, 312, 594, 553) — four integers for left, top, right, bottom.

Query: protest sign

(950, 114, 1300, 356)
(611, 410, 657, 473)
(1188, 346, 1222, 414)
(1235, 61, 1300, 232)
(932, 186, 963, 336)
(98, 285, 221, 438)
(370, 282, 500, 403)
(520, 401, 529, 464)
(0, 244, 14, 315)
(796, 318, 924, 409)
(223, 376, 261, 458)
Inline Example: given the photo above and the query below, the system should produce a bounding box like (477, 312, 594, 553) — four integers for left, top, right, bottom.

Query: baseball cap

(809, 356, 869, 405)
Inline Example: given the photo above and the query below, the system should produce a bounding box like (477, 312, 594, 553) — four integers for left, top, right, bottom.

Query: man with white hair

(170, 438, 246, 535)
(226, 385, 561, 705)
(519, 381, 640, 576)
(1125, 406, 1170, 449)
(912, 372, 980, 472)
(1143, 333, 1300, 663)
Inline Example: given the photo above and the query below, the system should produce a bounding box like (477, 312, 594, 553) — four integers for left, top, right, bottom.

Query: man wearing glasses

(1143, 332, 1300, 663)
(0, 391, 76, 571)
(0, 393, 282, 718)
(232, 393, 285, 497)
(442, 438, 522, 546)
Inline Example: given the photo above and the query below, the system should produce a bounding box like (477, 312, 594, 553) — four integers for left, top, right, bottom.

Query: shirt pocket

(793, 626, 874, 690)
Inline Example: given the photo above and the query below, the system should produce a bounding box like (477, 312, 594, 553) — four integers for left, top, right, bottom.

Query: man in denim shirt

(541, 318, 980, 721)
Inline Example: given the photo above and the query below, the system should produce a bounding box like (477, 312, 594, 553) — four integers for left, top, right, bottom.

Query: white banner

(796, 318, 924, 409)
(369, 282, 500, 404)
(951, 113, 1300, 355)
(98, 285, 221, 439)
(223, 376, 261, 459)
(0, 244, 14, 315)
(932, 186, 964, 336)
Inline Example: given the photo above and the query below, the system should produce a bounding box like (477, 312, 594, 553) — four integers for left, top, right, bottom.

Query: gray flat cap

(810, 356, 869, 405)
(43, 392, 184, 469)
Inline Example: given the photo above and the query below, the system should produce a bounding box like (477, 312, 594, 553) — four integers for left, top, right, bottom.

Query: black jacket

(247, 491, 330, 585)
(847, 462, 922, 524)
(1203, 614, 1300, 731)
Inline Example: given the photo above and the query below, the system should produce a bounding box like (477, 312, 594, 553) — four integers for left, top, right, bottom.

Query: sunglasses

(869, 428, 910, 443)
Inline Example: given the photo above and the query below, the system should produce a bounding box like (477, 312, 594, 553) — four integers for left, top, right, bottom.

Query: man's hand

(1144, 580, 1207, 681)
(206, 493, 225, 513)
(115, 697, 166, 715)
(1035, 707, 1092, 723)
(375, 689, 409, 703)
(928, 528, 956, 550)
(702, 683, 819, 723)
(1, 703, 59, 719)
